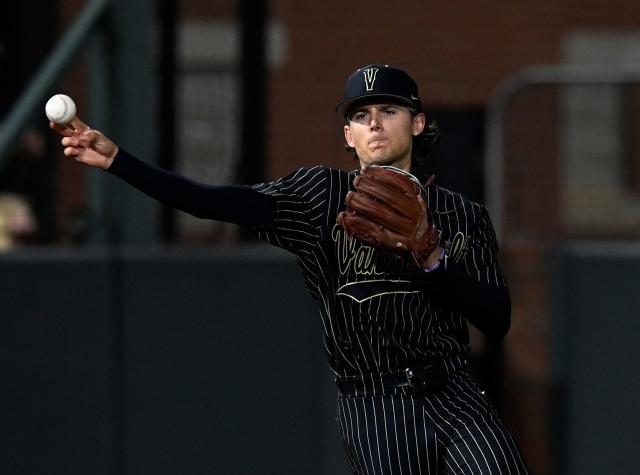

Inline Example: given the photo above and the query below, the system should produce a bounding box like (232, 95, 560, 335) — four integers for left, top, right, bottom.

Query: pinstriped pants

(336, 371, 528, 474)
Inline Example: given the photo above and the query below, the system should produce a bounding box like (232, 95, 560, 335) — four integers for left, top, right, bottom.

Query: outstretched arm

(51, 117, 276, 227)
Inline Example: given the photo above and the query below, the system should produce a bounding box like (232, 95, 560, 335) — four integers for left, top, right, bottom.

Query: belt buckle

(405, 368, 418, 388)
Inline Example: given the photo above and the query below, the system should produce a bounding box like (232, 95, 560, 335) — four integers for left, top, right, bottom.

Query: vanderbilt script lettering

(332, 224, 414, 276)
(332, 224, 384, 275)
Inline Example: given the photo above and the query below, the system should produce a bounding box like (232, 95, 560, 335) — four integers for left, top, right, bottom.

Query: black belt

(335, 364, 448, 397)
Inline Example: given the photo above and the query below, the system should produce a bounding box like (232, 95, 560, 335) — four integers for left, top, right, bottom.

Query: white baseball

(45, 94, 77, 124)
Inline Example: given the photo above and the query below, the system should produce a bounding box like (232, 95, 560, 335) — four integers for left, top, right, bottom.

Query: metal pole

(158, 0, 179, 243)
(237, 0, 267, 184)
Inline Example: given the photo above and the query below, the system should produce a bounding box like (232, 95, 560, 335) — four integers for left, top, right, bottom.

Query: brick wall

(268, 0, 640, 177)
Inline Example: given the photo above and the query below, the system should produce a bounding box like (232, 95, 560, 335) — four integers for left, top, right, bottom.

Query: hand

(50, 116, 118, 170)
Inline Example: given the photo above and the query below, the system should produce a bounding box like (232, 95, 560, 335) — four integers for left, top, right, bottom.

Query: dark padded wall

(120, 247, 331, 474)
(0, 250, 114, 474)
(552, 243, 640, 475)
(0, 247, 351, 475)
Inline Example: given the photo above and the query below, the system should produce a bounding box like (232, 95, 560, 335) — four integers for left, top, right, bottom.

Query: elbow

(188, 207, 212, 220)
(468, 287, 511, 341)
(489, 308, 511, 341)
(486, 288, 511, 341)
(471, 309, 510, 341)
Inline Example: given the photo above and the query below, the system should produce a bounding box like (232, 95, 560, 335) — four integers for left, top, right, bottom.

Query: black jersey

(251, 166, 507, 379)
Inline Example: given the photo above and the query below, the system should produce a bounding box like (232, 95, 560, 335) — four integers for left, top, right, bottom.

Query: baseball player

(52, 64, 528, 473)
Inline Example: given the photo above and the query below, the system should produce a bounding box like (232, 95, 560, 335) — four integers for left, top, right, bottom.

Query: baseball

(45, 94, 76, 124)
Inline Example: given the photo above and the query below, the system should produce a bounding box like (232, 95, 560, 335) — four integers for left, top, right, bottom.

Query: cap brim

(336, 94, 416, 118)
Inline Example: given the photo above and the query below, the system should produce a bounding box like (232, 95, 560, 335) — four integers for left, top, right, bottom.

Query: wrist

(423, 247, 446, 273)
(103, 146, 118, 170)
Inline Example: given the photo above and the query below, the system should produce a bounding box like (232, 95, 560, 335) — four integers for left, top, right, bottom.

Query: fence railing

(484, 63, 640, 239)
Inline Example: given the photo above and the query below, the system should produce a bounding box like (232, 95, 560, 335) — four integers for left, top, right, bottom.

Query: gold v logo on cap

(362, 68, 379, 91)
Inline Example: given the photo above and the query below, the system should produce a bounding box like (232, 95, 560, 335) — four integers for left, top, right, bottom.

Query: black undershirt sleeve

(106, 149, 277, 227)
(434, 261, 511, 340)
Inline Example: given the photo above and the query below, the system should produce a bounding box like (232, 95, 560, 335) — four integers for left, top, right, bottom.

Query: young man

(53, 64, 528, 474)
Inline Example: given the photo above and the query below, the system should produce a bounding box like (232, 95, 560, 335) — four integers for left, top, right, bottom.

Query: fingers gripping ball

(45, 94, 77, 125)
(337, 165, 439, 267)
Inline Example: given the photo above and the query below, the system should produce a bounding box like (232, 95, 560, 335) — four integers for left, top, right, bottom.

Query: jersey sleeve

(251, 166, 329, 256)
(455, 205, 506, 287)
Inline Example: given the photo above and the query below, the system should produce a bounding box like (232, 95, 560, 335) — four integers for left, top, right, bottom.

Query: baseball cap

(336, 64, 422, 119)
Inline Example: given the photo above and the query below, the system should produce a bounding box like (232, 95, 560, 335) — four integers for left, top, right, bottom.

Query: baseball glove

(337, 165, 440, 267)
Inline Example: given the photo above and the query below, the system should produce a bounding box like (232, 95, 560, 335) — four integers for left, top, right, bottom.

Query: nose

(369, 109, 382, 130)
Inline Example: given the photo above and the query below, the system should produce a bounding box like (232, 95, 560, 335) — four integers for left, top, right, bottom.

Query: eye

(382, 107, 397, 115)
(351, 112, 369, 123)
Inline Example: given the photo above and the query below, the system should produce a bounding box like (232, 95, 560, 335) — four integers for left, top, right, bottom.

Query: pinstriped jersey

(252, 166, 506, 379)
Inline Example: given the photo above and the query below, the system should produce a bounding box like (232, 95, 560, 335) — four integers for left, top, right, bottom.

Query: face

(343, 103, 425, 171)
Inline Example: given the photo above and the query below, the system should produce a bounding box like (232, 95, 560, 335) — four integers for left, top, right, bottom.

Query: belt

(335, 364, 448, 397)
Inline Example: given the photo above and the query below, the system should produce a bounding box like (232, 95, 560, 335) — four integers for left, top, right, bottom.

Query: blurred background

(1, 0, 640, 474)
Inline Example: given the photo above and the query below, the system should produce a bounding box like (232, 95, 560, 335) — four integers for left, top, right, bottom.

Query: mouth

(368, 138, 388, 147)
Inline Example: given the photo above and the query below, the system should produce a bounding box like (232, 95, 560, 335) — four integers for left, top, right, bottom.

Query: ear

(344, 124, 355, 148)
(412, 112, 426, 136)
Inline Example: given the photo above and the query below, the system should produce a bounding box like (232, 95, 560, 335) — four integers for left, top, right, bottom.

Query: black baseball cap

(336, 64, 422, 119)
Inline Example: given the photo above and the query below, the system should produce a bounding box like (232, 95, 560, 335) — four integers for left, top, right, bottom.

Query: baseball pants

(336, 371, 528, 474)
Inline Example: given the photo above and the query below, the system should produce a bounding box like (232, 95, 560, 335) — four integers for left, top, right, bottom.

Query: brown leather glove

(337, 165, 439, 267)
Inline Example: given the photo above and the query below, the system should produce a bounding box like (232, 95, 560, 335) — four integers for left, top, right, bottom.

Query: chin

(366, 153, 392, 164)
(371, 157, 401, 167)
